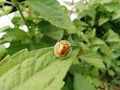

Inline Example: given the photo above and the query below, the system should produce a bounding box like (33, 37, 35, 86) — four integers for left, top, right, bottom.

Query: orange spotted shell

(54, 40, 72, 57)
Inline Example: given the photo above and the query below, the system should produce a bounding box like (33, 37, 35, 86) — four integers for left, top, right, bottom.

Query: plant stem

(5, 1, 13, 5)
(12, 0, 29, 30)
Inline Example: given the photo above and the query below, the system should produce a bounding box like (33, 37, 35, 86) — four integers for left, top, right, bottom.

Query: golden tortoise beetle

(54, 40, 72, 57)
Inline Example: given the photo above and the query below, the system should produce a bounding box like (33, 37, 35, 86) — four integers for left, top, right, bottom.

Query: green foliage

(73, 72, 95, 90)
(0, 28, 27, 43)
(38, 21, 64, 41)
(25, 0, 77, 34)
(0, 0, 120, 89)
(0, 0, 13, 16)
(79, 49, 105, 69)
(0, 47, 79, 90)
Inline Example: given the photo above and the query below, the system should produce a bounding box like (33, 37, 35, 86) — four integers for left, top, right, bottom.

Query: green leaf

(70, 63, 91, 76)
(76, 0, 88, 13)
(0, 28, 27, 43)
(90, 38, 105, 45)
(84, 7, 96, 20)
(104, 30, 120, 43)
(74, 72, 95, 90)
(0, 26, 10, 32)
(79, 50, 105, 69)
(104, 2, 120, 12)
(87, 77, 102, 87)
(112, 10, 120, 20)
(39, 21, 64, 40)
(0, 47, 79, 90)
(3, 6, 13, 15)
(98, 17, 109, 26)
(62, 75, 73, 90)
(99, 0, 112, 4)
(108, 70, 115, 76)
(12, 16, 24, 26)
(104, 57, 112, 69)
(73, 19, 89, 31)
(25, 0, 76, 34)
(0, 45, 6, 61)
(90, 67, 99, 77)
(85, 29, 96, 39)
(6, 42, 29, 55)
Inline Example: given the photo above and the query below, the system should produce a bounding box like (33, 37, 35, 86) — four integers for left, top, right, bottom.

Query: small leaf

(73, 19, 89, 31)
(63, 1, 73, 6)
(98, 17, 109, 26)
(79, 50, 105, 69)
(0, 45, 6, 61)
(6, 42, 29, 55)
(74, 72, 95, 90)
(90, 38, 105, 45)
(0, 28, 27, 43)
(112, 10, 120, 20)
(84, 7, 96, 20)
(104, 57, 112, 69)
(104, 30, 120, 43)
(0, 26, 10, 32)
(87, 77, 102, 87)
(104, 2, 120, 12)
(90, 67, 99, 77)
(12, 16, 24, 26)
(3, 6, 13, 15)
(62, 75, 74, 90)
(39, 21, 64, 40)
(108, 70, 115, 76)
(76, 0, 88, 13)
(99, 0, 112, 4)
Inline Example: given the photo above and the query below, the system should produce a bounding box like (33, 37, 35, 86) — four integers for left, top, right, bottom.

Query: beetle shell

(54, 40, 72, 57)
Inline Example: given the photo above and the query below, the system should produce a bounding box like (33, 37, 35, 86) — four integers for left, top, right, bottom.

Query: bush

(0, 0, 120, 90)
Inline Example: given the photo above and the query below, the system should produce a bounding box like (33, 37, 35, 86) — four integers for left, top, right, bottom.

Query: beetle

(54, 40, 72, 57)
